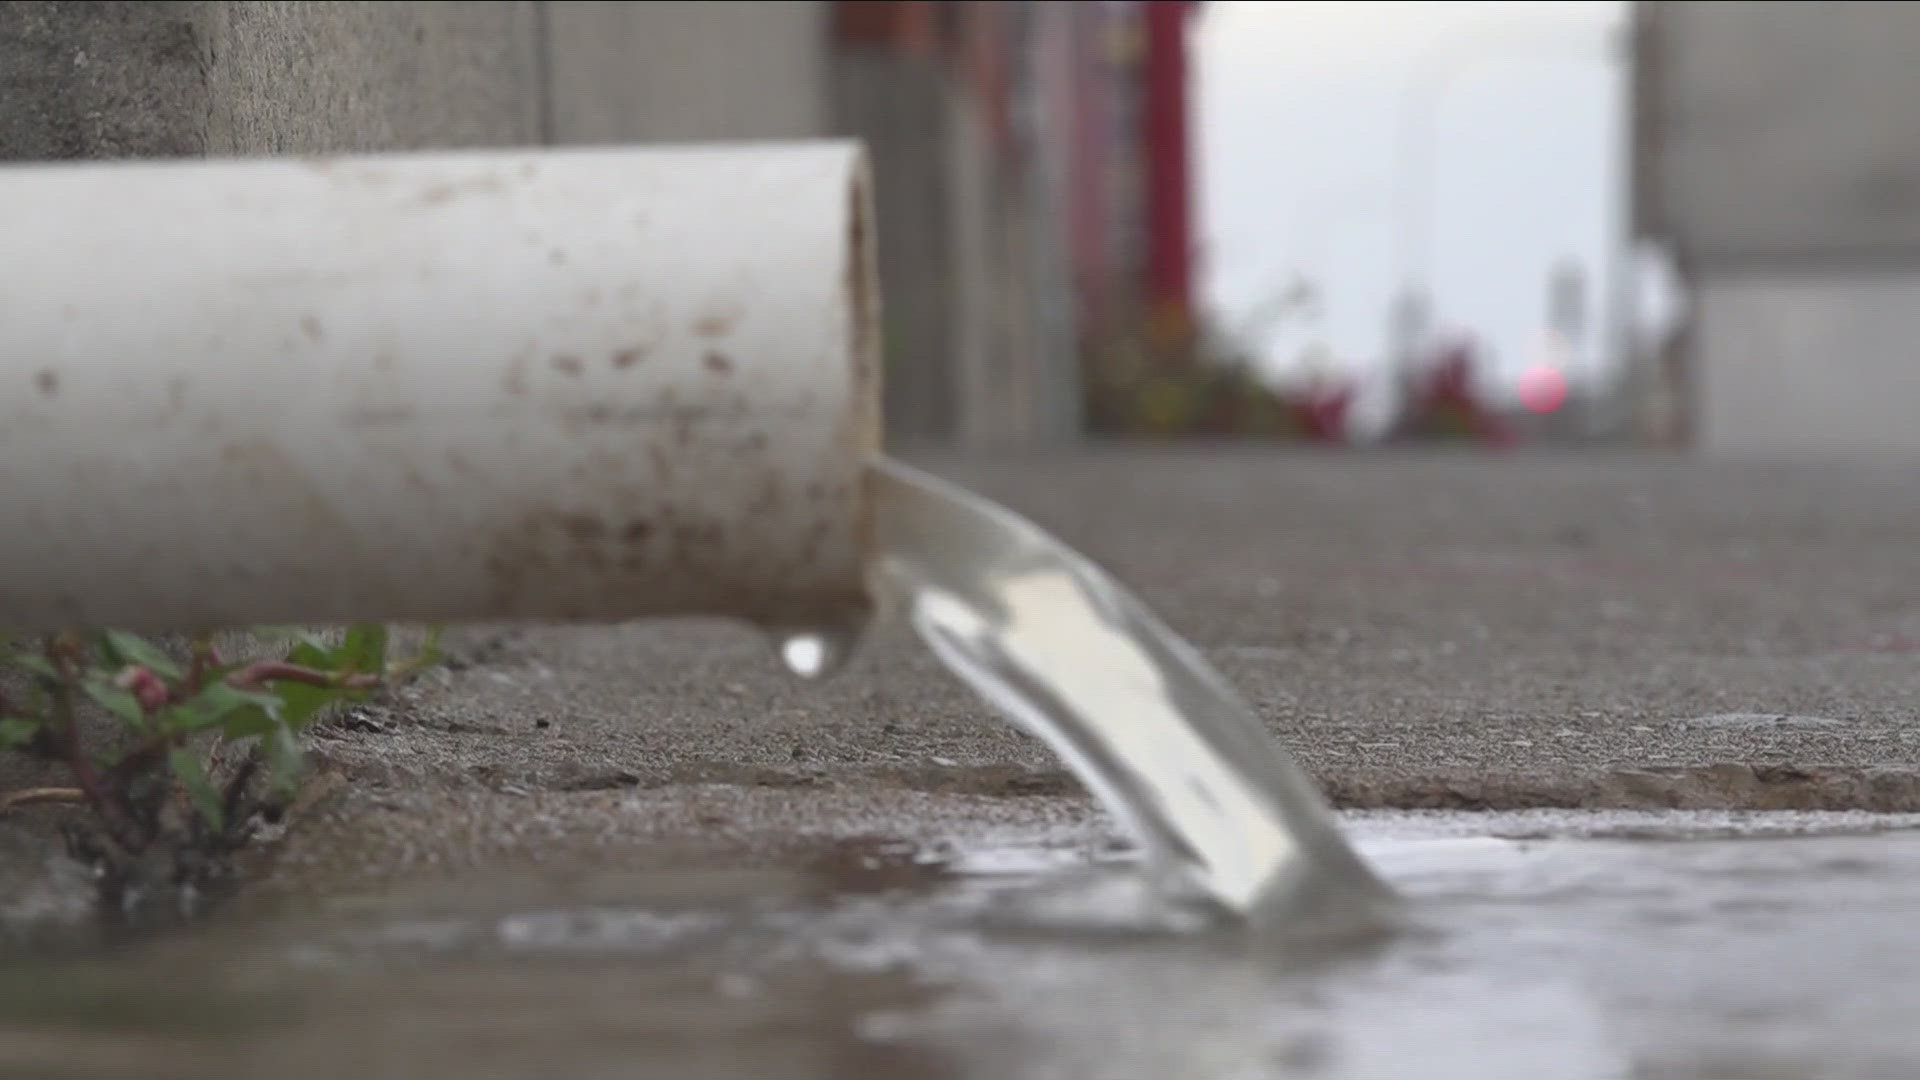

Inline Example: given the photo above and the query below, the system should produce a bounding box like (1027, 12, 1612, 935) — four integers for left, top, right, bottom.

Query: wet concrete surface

(7, 447, 1920, 1073)
(9, 811, 1920, 1079)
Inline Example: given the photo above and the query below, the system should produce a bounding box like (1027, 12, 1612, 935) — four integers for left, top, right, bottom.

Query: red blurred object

(1288, 380, 1354, 442)
(1143, 1, 1198, 321)
(1517, 363, 1569, 414)
(1404, 342, 1516, 448)
(831, 1, 938, 53)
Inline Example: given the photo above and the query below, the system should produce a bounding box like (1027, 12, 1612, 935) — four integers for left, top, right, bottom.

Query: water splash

(868, 458, 1393, 928)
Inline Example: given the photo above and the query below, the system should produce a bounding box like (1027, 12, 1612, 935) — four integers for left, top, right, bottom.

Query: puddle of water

(11, 821, 1920, 1079)
(866, 458, 1392, 929)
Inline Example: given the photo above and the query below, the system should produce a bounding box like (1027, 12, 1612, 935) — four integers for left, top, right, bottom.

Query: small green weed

(0, 626, 439, 924)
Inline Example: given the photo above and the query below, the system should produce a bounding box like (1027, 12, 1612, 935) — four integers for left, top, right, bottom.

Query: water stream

(863, 458, 1393, 928)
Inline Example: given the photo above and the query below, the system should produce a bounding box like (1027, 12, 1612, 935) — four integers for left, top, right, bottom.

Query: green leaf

(8, 653, 59, 680)
(283, 639, 334, 669)
(82, 679, 147, 730)
(340, 624, 389, 675)
(169, 749, 224, 829)
(266, 723, 303, 797)
(278, 644, 367, 729)
(272, 687, 329, 729)
(218, 705, 279, 740)
(100, 631, 183, 680)
(275, 685, 358, 731)
(0, 717, 40, 749)
(165, 683, 283, 734)
(410, 625, 444, 667)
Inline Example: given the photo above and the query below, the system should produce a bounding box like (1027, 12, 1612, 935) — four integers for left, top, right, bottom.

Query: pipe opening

(846, 152, 883, 455)
(846, 150, 885, 613)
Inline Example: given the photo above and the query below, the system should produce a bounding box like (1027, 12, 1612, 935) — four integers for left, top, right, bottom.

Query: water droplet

(776, 627, 858, 682)
(781, 634, 825, 677)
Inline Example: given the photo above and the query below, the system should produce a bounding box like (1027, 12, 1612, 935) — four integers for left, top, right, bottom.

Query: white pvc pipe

(0, 143, 881, 633)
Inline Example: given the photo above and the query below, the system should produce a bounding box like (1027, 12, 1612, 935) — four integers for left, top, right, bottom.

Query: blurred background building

(828, 0, 1204, 448)
(12, 1, 1920, 458)
(1195, 0, 1635, 447)
(1634, 0, 1920, 459)
(1, 0, 1208, 451)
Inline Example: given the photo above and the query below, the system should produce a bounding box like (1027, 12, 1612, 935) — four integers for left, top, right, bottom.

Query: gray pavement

(310, 448, 1920, 825)
(12, 445, 1920, 903)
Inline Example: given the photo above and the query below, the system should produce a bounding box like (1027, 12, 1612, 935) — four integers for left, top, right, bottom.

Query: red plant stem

(46, 679, 138, 848)
(226, 660, 382, 692)
(39, 637, 145, 848)
(41, 646, 97, 797)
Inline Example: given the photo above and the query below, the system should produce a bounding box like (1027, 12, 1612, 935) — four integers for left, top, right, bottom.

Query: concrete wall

(1, 2, 547, 160)
(1, 1, 836, 158)
(545, 1, 830, 144)
(1637, 1, 1920, 458)
(1639, 1, 1920, 263)
(201, 2, 547, 154)
(825, 36, 1082, 450)
(1696, 273, 1920, 459)
(827, 51, 961, 446)
(2, 1, 213, 160)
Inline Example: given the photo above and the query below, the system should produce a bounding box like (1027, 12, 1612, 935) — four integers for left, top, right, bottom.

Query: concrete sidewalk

(10, 446, 1920, 909)
(306, 447, 1920, 832)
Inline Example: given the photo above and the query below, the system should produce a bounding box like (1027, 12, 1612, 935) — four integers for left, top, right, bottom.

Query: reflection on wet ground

(8, 811, 1920, 1079)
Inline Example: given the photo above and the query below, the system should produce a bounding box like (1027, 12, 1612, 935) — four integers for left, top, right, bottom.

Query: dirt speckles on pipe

(0, 143, 881, 634)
